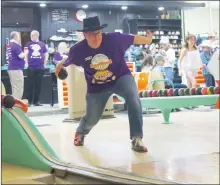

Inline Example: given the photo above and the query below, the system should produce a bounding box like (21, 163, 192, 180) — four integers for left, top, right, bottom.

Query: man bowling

(55, 16, 153, 153)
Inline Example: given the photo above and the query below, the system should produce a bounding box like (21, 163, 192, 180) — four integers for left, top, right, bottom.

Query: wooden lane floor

(29, 106, 219, 184)
(2, 163, 49, 184)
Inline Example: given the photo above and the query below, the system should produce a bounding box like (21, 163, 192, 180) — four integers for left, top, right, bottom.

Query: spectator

(159, 36, 176, 87)
(7, 31, 25, 99)
(25, 30, 48, 106)
(199, 40, 215, 87)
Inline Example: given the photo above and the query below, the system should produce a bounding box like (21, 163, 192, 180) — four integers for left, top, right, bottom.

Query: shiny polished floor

(28, 106, 219, 184)
(2, 163, 49, 184)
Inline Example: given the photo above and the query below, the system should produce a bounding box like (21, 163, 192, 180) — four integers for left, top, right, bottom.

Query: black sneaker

(132, 137, 148, 153)
(74, 132, 85, 146)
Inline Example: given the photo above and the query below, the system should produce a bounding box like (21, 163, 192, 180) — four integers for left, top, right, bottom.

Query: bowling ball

(2, 95, 15, 108)
(167, 88, 173, 96)
(173, 89, 179, 96)
(163, 89, 168, 96)
(152, 90, 158, 97)
(196, 87, 202, 95)
(157, 90, 163, 97)
(189, 88, 196, 95)
(207, 86, 215, 95)
(178, 88, 185, 96)
(214, 86, 220, 94)
(184, 88, 190, 96)
(201, 87, 208, 95)
(58, 67, 68, 80)
(147, 90, 153, 97)
(139, 91, 144, 98)
(143, 91, 148, 97)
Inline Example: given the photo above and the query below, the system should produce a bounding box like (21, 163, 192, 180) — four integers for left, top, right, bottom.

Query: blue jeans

(204, 74, 215, 87)
(164, 67, 174, 86)
(173, 83, 187, 88)
(77, 74, 143, 139)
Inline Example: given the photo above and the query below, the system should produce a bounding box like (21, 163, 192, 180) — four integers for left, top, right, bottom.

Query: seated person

(147, 54, 167, 90)
(147, 55, 187, 90)
(141, 54, 154, 73)
(173, 66, 187, 89)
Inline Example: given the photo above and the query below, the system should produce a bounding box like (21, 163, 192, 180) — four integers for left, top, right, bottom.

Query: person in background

(159, 36, 176, 88)
(7, 31, 25, 99)
(199, 40, 215, 87)
(147, 54, 182, 112)
(147, 54, 166, 90)
(141, 54, 154, 73)
(25, 30, 48, 106)
(178, 34, 202, 88)
(53, 42, 69, 65)
(208, 32, 219, 54)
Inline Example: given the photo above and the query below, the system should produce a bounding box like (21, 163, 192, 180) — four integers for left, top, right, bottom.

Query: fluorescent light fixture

(82, 4, 88, 9)
(158, 7, 164, 11)
(121, 6, 128, 10)
(39, 3, 46, 7)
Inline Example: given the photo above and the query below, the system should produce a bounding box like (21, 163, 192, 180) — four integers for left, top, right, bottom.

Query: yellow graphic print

(90, 54, 116, 84)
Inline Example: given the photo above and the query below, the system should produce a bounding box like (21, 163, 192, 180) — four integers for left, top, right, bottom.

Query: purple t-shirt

(53, 52, 69, 65)
(63, 32, 134, 93)
(26, 41, 47, 69)
(7, 42, 25, 70)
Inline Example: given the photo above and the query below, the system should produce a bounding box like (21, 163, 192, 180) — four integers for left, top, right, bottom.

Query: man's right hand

(55, 57, 68, 77)
(55, 63, 63, 77)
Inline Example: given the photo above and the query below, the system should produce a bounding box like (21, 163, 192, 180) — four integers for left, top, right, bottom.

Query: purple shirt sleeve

(63, 45, 81, 67)
(53, 52, 62, 64)
(14, 44, 23, 56)
(115, 32, 134, 52)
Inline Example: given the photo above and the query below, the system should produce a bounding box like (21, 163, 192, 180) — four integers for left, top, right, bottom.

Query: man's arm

(55, 45, 78, 77)
(133, 35, 153, 45)
(44, 52, 49, 65)
(18, 52, 25, 59)
(55, 56, 68, 77)
(200, 53, 209, 65)
(43, 44, 49, 65)
(133, 30, 153, 45)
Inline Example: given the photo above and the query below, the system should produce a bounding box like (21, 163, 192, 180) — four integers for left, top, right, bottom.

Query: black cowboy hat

(77, 16, 108, 32)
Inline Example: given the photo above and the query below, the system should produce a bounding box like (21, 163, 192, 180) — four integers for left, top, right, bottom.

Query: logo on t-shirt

(30, 44, 41, 59)
(89, 54, 116, 84)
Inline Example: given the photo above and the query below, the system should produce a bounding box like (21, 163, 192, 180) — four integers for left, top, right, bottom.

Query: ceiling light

(158, 7, 164, 11)
(82, 4, 88, 9)
(39, 3, 46, 7)
(121, 6, 128, 10)
(16, 22, 19, 25)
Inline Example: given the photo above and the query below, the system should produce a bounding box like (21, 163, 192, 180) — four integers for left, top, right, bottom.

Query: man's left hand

(146, 30, 153, 37)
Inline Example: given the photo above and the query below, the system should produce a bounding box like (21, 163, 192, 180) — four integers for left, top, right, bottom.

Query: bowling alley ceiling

(2, 0, 206, 10)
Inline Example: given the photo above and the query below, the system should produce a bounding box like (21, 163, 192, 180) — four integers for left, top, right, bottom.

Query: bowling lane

(2, 163, 50, 184)
(31, 106, 219, 184)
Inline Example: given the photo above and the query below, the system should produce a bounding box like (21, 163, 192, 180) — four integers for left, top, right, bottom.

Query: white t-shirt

(164, 48, 176, 68)
(141, 65, 152, 73)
